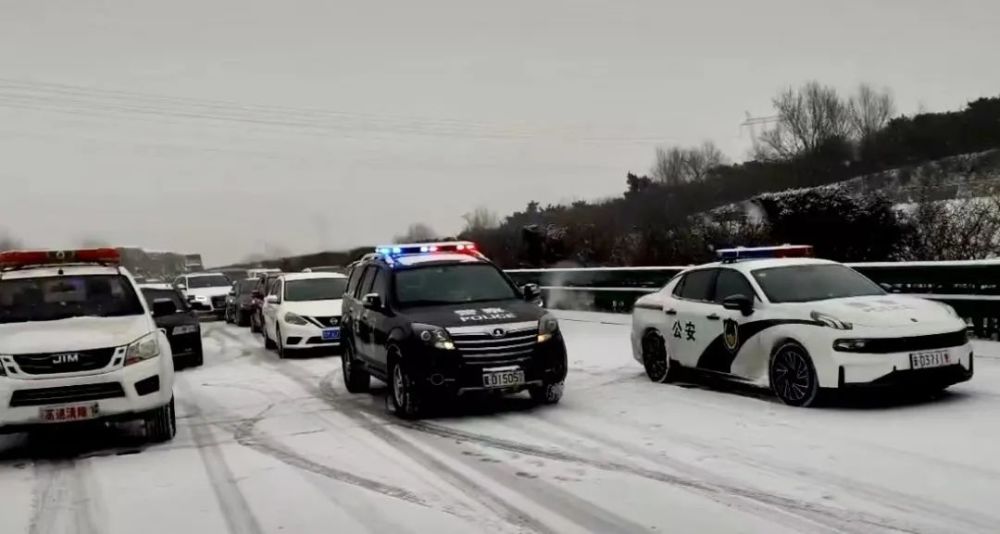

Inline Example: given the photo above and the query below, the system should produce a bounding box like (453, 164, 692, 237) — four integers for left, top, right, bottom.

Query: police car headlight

(810, 311, 852, 330)
(538, 313, 559, 343)
(173, 324, 199, 336)
(125, 332, 161, 366)
(413, 324, 455, 350)
(283, 312, 309, 326)
(832, 338, 868, 352)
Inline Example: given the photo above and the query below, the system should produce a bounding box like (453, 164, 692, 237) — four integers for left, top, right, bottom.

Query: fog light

(429, 373, 445, 386)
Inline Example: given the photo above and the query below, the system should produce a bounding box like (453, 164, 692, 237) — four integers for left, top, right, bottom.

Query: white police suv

(631, 246, 973, 406)
(0, 249, 176, 440)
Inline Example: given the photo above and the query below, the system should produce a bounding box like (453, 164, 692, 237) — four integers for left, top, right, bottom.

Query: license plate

(482, 369, 525, 388)
(910, 350, 951, 369)
(40, 403, 99, 423)
(322, 328, 341, 341)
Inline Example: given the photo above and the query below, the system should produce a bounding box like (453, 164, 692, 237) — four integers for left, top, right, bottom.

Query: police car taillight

(375, 241, 479, 257)
(0, 248, 122, 268)
(717, 245, 813, 262)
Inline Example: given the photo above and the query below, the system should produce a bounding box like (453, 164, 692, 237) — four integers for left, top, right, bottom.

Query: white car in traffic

(174, 272, 232, 318)
(631, 246, 973, 406)
(0, 249, 176, 441)
(261, 272, 348, 357)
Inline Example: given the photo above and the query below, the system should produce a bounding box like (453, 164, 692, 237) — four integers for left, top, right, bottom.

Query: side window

(677, 269, 717, 302)
(371, 267, 389, 297)
(346, 265, 362, 297)
(355, 266, 377, 299)
(714, 269, 755, 303)
(671, 275, 686, 297)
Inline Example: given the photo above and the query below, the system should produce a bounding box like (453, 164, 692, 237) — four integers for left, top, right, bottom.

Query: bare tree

(906, 196, 1000, 260)
(394, 223, 437, 243)
(651, 142, 728, 185)
(848, 84, 895, 141)
(462, 207, 500, 233)
(757, 81, 851, 160)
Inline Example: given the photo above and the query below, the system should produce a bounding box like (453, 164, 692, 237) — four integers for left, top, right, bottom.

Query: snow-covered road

(2, 312, 999, 534)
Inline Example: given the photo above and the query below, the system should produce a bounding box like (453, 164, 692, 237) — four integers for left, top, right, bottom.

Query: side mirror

(265, 295, 279, 305)
(522, 283, 541, 301)
(363, 293, 383, 310)
(175, 284, 187, 291)
(722, 294, 754, 316)
(152, 298, 178, 317)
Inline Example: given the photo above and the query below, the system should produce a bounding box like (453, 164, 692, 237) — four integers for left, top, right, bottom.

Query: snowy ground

(1, 312, 999, 534)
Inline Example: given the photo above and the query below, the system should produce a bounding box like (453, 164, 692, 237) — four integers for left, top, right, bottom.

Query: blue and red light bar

(375, 241, 479, 256)
(716, 245, 813, 262)
(0, 248, 121, 269)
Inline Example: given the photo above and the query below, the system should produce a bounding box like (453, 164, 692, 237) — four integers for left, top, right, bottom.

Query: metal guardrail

(505, 260, 1000, 337)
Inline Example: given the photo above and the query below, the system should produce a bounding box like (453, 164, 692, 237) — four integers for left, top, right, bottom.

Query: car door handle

(664, 309, 677, 316)
(706, 313, 720, 321)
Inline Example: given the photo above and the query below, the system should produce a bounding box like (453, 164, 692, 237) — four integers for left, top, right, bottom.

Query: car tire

(342, 341, 370, 393)
(263, 325, 276, 350)
(387, 350, 423, 419)
(189, 346, 204, 368)
(529, 380, 564, 405)
(237, 311, 251, 327)
(769, 342, 821, 407)
(144, 396, 177, 443)
(642, 331, 678, 383)
(276, 325, 286, 359)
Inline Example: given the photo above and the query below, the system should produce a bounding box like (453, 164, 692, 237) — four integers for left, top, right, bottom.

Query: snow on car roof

(280, 272, 347, 281)
(186, 272, 229, 278)
(0, 265, 122, 279)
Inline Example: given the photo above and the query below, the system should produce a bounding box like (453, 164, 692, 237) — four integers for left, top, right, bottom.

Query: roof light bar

(0, 248, 122, 269)
(375, 241, 478, 257)
(717, 245, 813, 262)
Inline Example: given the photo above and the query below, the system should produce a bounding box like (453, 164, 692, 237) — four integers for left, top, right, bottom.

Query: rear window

(236, 279, 257, 294)
(187, 274, 231, 288)
(676, 269, 716, 301)
(141, 288, 186, 310)
(0, 275, 145, 324)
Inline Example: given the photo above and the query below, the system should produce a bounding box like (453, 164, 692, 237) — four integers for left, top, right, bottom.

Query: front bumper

(402, 333, 568, 396)
(279, 321, 341, 350)
(832, 343, 974, 389)
(0, 357, 172, 430)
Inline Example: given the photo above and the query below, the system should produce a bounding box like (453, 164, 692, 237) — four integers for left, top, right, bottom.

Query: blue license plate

(322, 328, 341, 341)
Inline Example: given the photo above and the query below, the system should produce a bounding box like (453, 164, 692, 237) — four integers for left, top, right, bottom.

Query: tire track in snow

(28, 460, 101, 534)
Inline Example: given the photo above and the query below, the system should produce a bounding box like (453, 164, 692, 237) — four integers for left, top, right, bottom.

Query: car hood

(0, 315, 153, 354)
(399, 300, 546, 328)
(805, 295, 960, 328)
(283, 299, 343, 317)
(185, 287, 231, 298)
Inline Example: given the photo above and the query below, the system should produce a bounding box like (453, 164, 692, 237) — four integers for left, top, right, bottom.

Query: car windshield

(187, 274, 231, 288)
(751, 264, 885, 303)
(141, 288, 186, 310)
(284, 278, 348, 301)
(0, 275, 145, 324)
(393, 264, 519, 306)
(236, 280, 257, 294)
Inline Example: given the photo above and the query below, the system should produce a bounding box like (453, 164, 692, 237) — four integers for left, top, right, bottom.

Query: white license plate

(39, 403, 99, 423)
(909, 350, 951, 370)
(482, 369, 525, 388)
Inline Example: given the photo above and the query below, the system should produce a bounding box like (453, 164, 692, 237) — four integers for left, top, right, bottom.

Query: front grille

(838, 329, 969, 353)
(211, 296, 227, 309)
(306, 337, 340, 345)
(308, 316, 341, 327)
(450, 326, 538, 365)
(10, 383, 126, 407)
(13, 348, 116, 375)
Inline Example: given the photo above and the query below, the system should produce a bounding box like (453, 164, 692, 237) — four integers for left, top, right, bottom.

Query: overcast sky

(1, 0, 999, 265)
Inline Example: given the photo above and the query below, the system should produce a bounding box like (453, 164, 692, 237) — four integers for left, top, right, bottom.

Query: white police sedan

(631, 246, 973, 406)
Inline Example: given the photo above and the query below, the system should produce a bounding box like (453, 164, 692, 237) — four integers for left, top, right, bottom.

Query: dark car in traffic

(224, 278, 258, 327)
(249, 272, 283, 334)
(339, 242, 566, 419)
(141, 286, 203, 369)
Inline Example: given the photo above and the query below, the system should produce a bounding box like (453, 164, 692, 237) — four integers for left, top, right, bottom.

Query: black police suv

(141, 286, 204, 368)
(340, 242, 567, 418)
